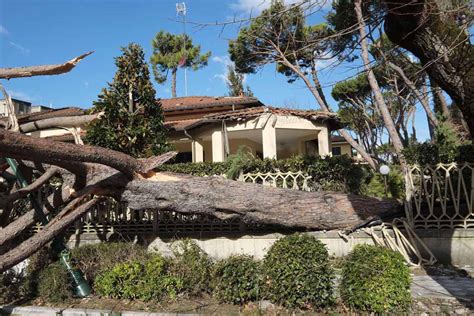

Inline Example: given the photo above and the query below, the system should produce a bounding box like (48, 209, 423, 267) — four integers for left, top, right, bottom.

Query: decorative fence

(239, 171, 312, 191)
(407, 163, 474, 229)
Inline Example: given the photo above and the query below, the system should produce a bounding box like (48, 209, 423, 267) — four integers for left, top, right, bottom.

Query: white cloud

(212, 55, 232, 84)
(229, 0, 333, 15)
(0, 25, 9, 35)
(9, 41, 30, 54)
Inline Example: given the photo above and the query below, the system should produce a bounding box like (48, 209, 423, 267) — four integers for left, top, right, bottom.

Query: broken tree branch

(19, 112, 104, 133)
(0, 52, 94, 79)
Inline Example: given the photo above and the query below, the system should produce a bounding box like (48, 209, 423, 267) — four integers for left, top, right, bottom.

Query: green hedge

(94, 254, 183, 300)
(404, 143, 474, 165)
(37, 262, 73, 303)
(262, 233, 335, 309)
(169, 239, 213, 295)
(212, 255, 261, 304)
(339, 244, 411, 313)
(71, 242, 149, 286)
(158, 155, 369, 194)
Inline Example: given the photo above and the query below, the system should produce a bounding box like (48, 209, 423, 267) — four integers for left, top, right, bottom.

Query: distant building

(163, 96, 355, 163)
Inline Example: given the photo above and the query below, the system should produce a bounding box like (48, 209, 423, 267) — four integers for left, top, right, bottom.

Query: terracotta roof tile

(203, 106, 342, 129)
(164, 119, 202, 131)
(160, 96, 262, 111)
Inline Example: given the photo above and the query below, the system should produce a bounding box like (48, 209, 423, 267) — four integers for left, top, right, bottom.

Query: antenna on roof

(176, 2, 188, 97)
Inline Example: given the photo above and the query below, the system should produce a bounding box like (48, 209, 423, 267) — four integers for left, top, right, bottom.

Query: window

(332, 146, 342, 156)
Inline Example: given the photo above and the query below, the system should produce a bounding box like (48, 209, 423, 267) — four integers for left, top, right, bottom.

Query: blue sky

(0, 0, 430, 140)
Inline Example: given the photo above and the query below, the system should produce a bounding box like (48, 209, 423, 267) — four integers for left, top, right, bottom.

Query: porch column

(318, 127, 330, 157)
(211, 130, 225, 162)
(262, 123, 277, 159)
(192, 140, 204, 163)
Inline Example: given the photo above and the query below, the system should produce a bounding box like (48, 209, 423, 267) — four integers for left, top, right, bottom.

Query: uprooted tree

(0, 53, 400, 273)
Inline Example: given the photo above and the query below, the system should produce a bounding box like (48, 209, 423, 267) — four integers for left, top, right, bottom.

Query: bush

(37, 262, 73, 303)
(170, 239, 213, 295)
(339, 244, 411, 313)
(94, 254, 183, 300)
(0, 270, 23, 304)
(362, 164, 405, 199)
(71, 242, 149, 286)
(158, 155, 368, 194)
(212, 255, 261, 304)
(262, 233, 334, 309)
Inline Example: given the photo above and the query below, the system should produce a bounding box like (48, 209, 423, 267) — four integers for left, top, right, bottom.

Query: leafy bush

(159, 155, 368, 194)
(71, 242, 149, 286)
(339, 244, 411, 313)
(170, 239, 213, 295)
(94, 254, 183, 300)
(37, 262, 73, 303)
(262, 233, 334, 309)
(212, 255, 261, 304)
(0, 270, 24, 304)
(362, 164, 405, 199)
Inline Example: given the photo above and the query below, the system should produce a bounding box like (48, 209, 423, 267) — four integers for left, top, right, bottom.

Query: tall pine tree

(226, 64, 253, 97)
(86, 43, 169, 158)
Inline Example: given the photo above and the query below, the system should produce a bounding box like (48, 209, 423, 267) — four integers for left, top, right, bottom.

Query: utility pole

(176, 2, 187, 96)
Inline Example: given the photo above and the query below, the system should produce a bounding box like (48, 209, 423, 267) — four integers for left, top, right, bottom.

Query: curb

(0, 305, 200, 316)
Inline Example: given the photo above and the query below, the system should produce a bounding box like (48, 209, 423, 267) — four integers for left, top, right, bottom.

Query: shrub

(158, 155, 368, 194)
(71, 242, 148, 285)
(262, 233, 334, 309)
(0, 270, 23, 304)
(37, 262, 73, 303)
(339, 244, 411, 313)
(170, 239, 213, 295)
(212, 255, 261, 304)
(362, 164, 405, 199)
(94, 254, 183, 300)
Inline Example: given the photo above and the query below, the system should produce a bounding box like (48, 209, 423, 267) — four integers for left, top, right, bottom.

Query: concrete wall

(66, 229, 474, 266)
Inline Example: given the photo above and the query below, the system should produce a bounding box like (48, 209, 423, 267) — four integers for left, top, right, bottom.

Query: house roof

(166, 106, 343, 131)
(160, 96, 262, 112)
(205, 106, 342, 129)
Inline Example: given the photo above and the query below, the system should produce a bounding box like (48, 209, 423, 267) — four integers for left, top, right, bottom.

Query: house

(163, 96, 354, 163)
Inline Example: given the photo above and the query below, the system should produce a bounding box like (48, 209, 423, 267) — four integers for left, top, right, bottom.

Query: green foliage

(212, 255, 261, 304)
(229, 0, 332, 83)
(85, 43, 169, 158)
(170, 239, 213, 295)
(340, 245, 411, 313)
(71, 242, 149, 286)
(226, 64, 253, 97)
(37, 262, 73, 303)
(150, 31, 211, 96)
(363, 164, 405, 199)
(404, 117, 473, 165)
(262, 233, 334, 309)
(158, 155, 368, 194)
(0, 270, 23, 304)
(94, 254, 183, 300)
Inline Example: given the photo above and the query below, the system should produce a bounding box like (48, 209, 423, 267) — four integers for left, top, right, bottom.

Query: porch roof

(160, 96, 262, 112)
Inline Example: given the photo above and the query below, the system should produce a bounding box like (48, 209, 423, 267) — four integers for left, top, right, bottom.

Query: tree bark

(171, 68, 177, 98)
(18, 113, 103, 134)
(0, 52, 93, 79)
(0, 130, 176, 179)
(384, 0, 474, 138)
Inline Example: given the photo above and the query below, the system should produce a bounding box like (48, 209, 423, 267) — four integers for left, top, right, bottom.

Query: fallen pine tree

(0, 53, 401, 273)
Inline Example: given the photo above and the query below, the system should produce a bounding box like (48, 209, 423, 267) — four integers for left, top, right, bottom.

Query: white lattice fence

(238, 171, 312, 191)
(408, 163, 474, 229)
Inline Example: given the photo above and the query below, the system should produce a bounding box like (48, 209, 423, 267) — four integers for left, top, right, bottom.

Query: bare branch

(19, 112, 103, 134)
(0, 52, 94, 79)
